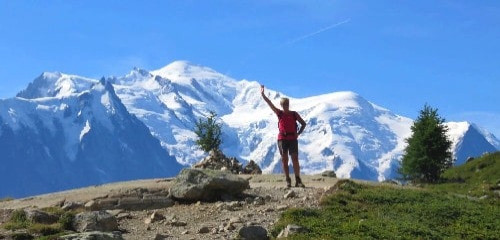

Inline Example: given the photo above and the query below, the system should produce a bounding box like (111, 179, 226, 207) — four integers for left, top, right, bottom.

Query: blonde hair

(280, 97, 289, 106)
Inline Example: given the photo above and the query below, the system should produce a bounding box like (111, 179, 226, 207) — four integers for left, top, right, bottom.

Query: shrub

(3, 209, 30, 230)
(58, 212, 75, 231)
(194, 111, 222, 152)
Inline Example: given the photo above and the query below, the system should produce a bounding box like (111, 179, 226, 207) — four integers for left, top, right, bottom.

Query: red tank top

(277, 110, 298, 140)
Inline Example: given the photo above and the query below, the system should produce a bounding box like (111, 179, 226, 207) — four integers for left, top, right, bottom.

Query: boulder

(193, 149, 242, 173)
(242, 160, 262, 174)
(238, 225, 269, 240)
(321, 170, 336, 178)
(25, 209, 58, 224)
(169, 168, 249, 202)
(73, 211, 118, 233)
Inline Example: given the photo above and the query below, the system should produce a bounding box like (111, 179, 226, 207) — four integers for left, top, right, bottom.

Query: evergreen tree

(399, 104, 452, 183)
(194, 111, 222, 152)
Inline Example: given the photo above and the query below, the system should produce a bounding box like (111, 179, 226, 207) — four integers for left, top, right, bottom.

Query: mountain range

(1, 61, 498, 198)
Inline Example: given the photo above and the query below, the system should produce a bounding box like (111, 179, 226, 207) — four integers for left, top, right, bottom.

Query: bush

(3, 209, 30, 230)
(194, 111, 222, 152)
(59, 212, 75, 231)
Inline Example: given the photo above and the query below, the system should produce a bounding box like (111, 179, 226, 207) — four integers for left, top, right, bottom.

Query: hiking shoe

(295, 177, 305, 188)
(286, 177, 292, 188)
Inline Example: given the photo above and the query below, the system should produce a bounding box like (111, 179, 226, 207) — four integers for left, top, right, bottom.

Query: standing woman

(260, 85, 307, 187)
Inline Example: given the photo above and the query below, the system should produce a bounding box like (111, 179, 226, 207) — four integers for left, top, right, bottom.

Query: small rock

(229, 217, 243, 224)
(154, 233, 170, 240)
(253, 197, 265, 205)
(238, 225, 269, 240)
(245, 197, 254, 204)
(277, 205, 288, 211)
(284, 190, 296, 199)
(321, 170, 336, 178)
(225, 223, 236, 231)
(106, 209, 125, 216)
(116, 213, 132, 220)
(277, 224, 309, 238)
(151, 211, 166, 222)
(228, 201, 242, 208)
(84, 200, 95, 209)
(171, 220, 187, 227)
(264, 195, 272, 201)
(62, 201, 84, 211)
(198, 226, 211, 234)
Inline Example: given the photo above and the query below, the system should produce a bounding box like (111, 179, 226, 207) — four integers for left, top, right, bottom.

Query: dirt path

(0, 174, 340, 239)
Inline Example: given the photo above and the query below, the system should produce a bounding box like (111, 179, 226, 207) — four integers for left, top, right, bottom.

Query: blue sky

(1, 1, 499, 137)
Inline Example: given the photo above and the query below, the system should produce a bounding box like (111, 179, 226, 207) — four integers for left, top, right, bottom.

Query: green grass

(3, 209, 30, 230)
(2, 207, 75, 239)
(429, 151, 500, 198)
(272, 152, 500, 239)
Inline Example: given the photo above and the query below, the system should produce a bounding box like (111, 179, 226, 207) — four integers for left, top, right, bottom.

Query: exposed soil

(0, 174, 340, 239)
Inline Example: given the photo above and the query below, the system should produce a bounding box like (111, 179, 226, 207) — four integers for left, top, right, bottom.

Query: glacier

(0, 60, 498, 198)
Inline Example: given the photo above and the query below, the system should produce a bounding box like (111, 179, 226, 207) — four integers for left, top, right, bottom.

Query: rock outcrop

(242, 160, 263, 174)
(60, 231, 124, 240)
(73, 211, 119, 233)
(169, 168, 250, 202)
(193, 149, 243, 173)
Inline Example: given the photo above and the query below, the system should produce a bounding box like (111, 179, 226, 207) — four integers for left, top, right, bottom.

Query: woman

(260, 85, 307, 187)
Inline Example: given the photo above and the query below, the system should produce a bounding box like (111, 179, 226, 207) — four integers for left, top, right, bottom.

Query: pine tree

(194, 111, 222, 152)
(399, 104, 452, 183)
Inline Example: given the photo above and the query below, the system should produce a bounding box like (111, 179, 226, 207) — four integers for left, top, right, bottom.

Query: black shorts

(278, 139, 298, 156)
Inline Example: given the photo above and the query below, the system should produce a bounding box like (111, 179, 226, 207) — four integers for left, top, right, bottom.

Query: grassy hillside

(272, 152, 500, 239)
(431, 151, 500, 198)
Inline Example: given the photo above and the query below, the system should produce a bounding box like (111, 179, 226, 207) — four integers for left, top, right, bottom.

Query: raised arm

(260, 85, 280, 115)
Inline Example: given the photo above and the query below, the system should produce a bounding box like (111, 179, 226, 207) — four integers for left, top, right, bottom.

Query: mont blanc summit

(0, 61, 498, 198)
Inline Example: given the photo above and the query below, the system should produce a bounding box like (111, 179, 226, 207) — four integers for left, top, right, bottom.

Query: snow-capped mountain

(0, 76, 182, 198)
(446, 122, 498, 165)
(109, 61, 498, 181)
(1, 61, 498, 197)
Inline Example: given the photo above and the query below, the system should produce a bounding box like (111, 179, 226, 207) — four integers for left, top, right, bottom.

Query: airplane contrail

(286, 18, 351, 45)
